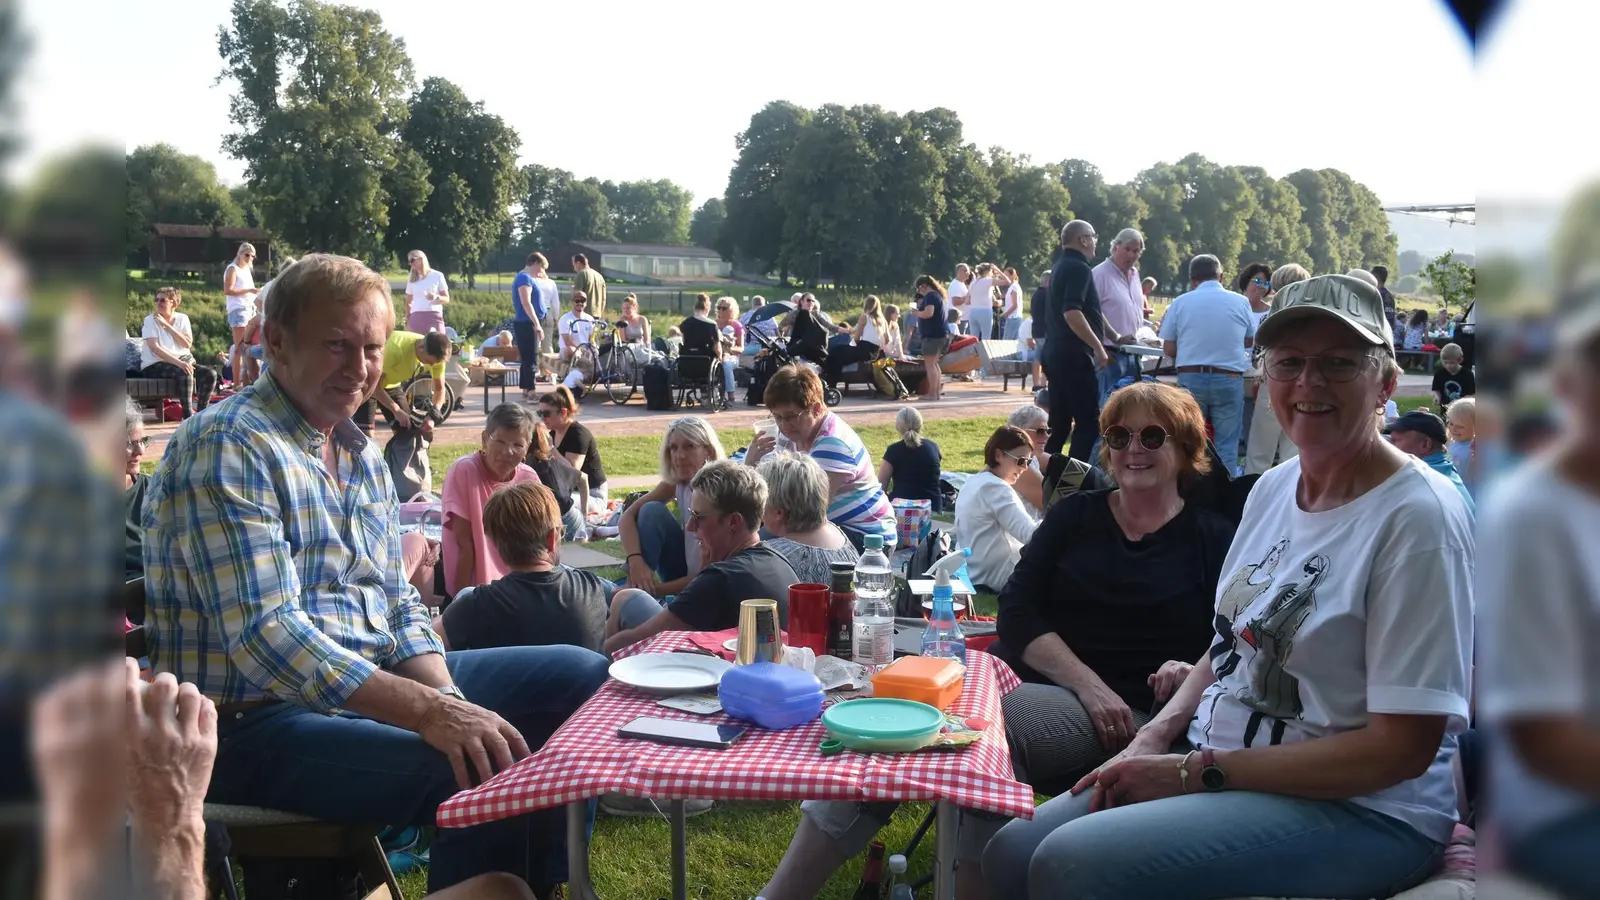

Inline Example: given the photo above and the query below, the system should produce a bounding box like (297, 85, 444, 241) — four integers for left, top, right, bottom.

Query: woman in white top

(757, 453, 860, 585)
(984, 273, 1474, 900)
(881, 304, 907, 360)
(852, 294, 887, 356)
(140, 287, 218, 419)
(222, 242, 257, 388)
(404, 249, 450, 334)
(954, 425, 1039, 591)
(1477, 306, 1600, 898)
(1001, 267, 1025, 340)
(617, 416, 727, 599)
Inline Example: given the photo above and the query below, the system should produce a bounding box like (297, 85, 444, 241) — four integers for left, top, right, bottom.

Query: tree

(721, 101, 812, 279)
(777, 105, 883, 288)
(917, 109, 998, 276)
(1422, 251, 1475, 310)
(604, 179, 692, 245)
(1284, 169, 1341, 275)
(1133, 162, 1193, 291)
(1234, 166, 1309, 270)
(125, 143, 245, 253)
(517, 163, 573, 249)
(1174, 154, 1257, 280)
(386, 76, 521, 279)
(1398, 249, 1426, 277)
(0, 2, 27, 169)
(544, 178, 616, 246)
(861, 106, 944, 287)
(988, 150, 1070, 277)
(689, 198, 726, 250)
(218, 0, 420, 260)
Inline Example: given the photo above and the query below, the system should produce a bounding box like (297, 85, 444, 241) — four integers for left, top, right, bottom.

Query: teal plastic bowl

(821, 698, 945, 753)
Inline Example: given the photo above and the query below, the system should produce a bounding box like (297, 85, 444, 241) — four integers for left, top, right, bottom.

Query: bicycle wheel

(404, 378, 457, 424)
(606, 347, 638, 404)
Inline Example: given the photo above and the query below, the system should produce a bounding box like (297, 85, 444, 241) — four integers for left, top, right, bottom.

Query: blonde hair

(895, 406, 924, 448)
(718, 296, 740, 319)
(757, 453, 829, 532)
(1271, 264, 1311, 292)
(1441, 342, 1465, 361)
(234, 242, 256, 264)
(862, 295, 887, 335)
(408, 250, 431, 281)
(1446, 396, 1477, 424)
(659, 416, 726, 482)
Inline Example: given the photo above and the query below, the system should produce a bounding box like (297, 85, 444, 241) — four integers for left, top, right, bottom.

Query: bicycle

(563, 320, 651, 404)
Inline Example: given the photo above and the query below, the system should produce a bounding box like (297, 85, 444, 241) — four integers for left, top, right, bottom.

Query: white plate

(609, 653, 733, 695)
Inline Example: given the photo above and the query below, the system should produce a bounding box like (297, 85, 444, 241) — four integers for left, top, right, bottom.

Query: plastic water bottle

(852, 534, 895, 669)
(887, 854, 912, 900)
(921, 548, 969, 666)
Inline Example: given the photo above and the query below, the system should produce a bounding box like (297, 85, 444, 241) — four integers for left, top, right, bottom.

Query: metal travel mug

(736, 598, 783, 666)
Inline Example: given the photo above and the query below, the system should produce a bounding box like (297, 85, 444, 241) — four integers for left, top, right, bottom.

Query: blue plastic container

(719, 662, 825, 730)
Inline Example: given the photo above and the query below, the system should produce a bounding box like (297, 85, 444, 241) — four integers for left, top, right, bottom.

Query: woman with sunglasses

(1237, 261, 1274, 451)
(985, 276, 1474, 900)
(536, 386, 607, 507)
(617, 416, 727, 598)
(1008, 403, 1112, 515)
(954, 426, 1040, 592)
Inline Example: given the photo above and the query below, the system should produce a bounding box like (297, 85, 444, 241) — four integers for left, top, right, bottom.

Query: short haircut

(264, 253, 393, 342)
(526, 251, 548, 268)
(1440, 342, 1464, 361)
(421, 331, 451, 359)
(1141, 276, 1157, 291)
(764, 364, 824, 411)
(485, 402, 535, 439)
(1097, 381, 1213, 489)
(757, 453, 830, 532)
(1446, 396, 1477, 422)
(691, 459, 767, 533)
(1371, 265, 1389, 284)
(1007, 403, 1047, 432)
(1188, 254, 1222, 283)
(659, 416, 726, 481)
(1270, 263, 1310, 293)
(1235, 262, 1272, 292)
(983, 425, 1033, 468)
(483, 481, 561, 568)
(1061, 219, 1094, 245)
(1111, 228, 1144, 248)
(572, 253, 589, 266)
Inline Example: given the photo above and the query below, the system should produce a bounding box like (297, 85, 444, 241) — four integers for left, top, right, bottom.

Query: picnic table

(436, 631, 1033, 900)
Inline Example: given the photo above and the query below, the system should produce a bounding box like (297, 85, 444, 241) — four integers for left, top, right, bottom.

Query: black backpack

(643, 361, 674, 410)
(892, 526, 955, 618)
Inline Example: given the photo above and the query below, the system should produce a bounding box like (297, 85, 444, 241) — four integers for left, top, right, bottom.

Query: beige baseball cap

(1256, 274, 1393, 352)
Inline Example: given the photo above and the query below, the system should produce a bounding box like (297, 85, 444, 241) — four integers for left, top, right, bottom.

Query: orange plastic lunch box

(871, 656, 964, 711)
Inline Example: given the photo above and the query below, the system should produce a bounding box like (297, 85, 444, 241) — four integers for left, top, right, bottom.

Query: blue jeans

(721, 359, 737, 394)
(984, 790, 1442, 900)
(1002, 317, 1022, 340)
(1178, 372, 1245, 473)
(1507, 807, 1600, 897)
(207, 646, 610, 893)
(635, 500, 689, 583)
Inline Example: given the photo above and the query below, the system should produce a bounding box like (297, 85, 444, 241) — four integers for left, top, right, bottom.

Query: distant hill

(1387, 211, 1475, 257)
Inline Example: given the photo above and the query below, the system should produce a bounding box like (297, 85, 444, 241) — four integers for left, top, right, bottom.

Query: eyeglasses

(1030, 426, 1050, 438)
(772, 410, 806, 426)
(536, 409, 555, 419)
(1251, 278, 1271, 289)
(1265, 353, 1372, 383)
(1102, 424, 1170, 452)
(1003, 449, 1035, 467)
(686, 508, 714, 527)
(127, 436, 150, 452)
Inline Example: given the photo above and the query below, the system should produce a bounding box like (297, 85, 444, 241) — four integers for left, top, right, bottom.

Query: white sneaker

(598, 793, 715, 818)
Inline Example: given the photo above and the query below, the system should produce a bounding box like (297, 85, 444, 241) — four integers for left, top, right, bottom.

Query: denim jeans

(1177, 372, 1245, 473)
(634, 500, 689, 583)
(983, 790, 1443, 900)
(207, 646, 611, 893)
(1002, 317, 1022, 340)
(1090, 352, 1139, 462)
(721, 359, 738, 394)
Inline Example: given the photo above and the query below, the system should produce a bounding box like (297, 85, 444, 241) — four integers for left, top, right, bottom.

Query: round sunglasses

(1102, 424, 1170, 452)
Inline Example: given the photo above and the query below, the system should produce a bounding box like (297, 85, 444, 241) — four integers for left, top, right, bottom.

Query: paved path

(144, 371, 1436, 458)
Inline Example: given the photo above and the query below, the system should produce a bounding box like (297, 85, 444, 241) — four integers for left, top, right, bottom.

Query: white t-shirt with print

(558, 311, 595, 349)
(1188, 456, 1475, 844)
(140, 312, 194, 370)
(1477, 461, 1600, 839)
(406, 270, 449, 314)
(949, 278, 969, 321)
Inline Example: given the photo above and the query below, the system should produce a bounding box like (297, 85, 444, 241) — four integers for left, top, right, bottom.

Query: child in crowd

(1403, 309, 1429, 351)
(1432, 342, 1476, 410)
(1445, 397, 1477, 480)
(664, 325, 684, 357)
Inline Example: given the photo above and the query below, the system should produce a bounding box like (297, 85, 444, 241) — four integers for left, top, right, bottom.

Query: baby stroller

(747, 327, 842, 407)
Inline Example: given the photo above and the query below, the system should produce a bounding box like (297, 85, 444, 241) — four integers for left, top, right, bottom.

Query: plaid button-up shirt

(143, 373, 443, 712)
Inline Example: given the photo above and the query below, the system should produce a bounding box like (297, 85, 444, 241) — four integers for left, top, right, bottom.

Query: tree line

(715, 101, 1398, 292)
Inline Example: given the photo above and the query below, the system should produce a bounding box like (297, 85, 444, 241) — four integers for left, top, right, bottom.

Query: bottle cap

(888, 854, 907, 874)
(864, 534, 884, 550)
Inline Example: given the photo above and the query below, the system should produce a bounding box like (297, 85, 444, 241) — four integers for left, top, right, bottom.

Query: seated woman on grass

(742, 364, 896, 551)
(757, 453, 859, 585)
(953, 425, 1039, 593)
(440, 403, 541, 598)
(617, 415, 726, 598)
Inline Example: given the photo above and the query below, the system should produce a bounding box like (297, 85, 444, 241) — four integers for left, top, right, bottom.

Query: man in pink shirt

(441, 403, 541, 597)
(1091, 227, 1146, 402)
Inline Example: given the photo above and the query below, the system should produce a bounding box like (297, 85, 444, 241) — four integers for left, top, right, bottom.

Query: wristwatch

(1199, 748, 1228, 792)
(439, 685, 467, 702)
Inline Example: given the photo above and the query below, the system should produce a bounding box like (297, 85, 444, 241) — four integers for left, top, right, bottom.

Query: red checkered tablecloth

(436, 632, 1034, 827)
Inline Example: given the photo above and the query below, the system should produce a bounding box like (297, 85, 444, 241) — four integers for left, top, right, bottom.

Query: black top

(667, 544, 798, 631)
(125, 473, 149, 580)
(915, 292, 948, 339)
(1432, 364, 1476, 408)
(882, 438, 944, 512)
(679, 314, 722, 358)
(1379, 286, 1397, 322)
(556, 422, 606, 490)
(1029, 285, 1049, 328)
(442, 567, 609, 654)
(528, 454, 582, 514)
(993, 490, 1235, 712)
(1045, 249, 1103, 355)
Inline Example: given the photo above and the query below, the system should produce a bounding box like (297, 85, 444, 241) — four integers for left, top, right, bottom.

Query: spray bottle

(921, 548, 970, 666)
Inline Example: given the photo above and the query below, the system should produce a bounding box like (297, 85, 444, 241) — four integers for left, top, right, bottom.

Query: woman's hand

(745, 433, 777, 466)
(1077, 679, 1137, 752)
(626, 556, 660, 595)
(1076, 753, 1191, 812)
(1147, 660, 1194, 703)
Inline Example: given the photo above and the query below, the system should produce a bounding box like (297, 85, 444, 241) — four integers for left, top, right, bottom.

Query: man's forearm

(341, 667, 444, 732)
(391, 651, 453, 692)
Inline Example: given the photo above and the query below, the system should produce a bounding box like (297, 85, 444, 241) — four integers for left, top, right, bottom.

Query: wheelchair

(671, 353, 730, 412)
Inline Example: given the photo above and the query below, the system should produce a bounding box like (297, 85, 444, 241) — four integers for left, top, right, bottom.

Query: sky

(9, 0, 1585, 217)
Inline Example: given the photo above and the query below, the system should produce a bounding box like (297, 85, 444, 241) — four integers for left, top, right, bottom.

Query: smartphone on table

(617, 716, 747, 750)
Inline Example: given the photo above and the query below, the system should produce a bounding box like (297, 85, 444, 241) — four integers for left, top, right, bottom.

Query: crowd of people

(90, 208, 1596, 900)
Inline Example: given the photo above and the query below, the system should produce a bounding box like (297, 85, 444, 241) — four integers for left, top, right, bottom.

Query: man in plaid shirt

(143, 254, 608, 899)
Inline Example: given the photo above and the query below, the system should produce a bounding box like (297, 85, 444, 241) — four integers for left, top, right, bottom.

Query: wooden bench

(126, 375, 185, 422)
(976, 339, 1033, 391)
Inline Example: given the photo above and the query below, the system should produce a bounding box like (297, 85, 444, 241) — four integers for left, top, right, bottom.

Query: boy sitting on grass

(433, 480, 609, 654)
(1432, 342, 1476, 411)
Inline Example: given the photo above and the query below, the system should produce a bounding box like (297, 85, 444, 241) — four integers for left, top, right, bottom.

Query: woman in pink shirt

(441, 403, 540, 597)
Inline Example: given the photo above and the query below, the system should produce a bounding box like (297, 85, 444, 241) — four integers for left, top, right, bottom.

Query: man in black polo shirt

(1043, 219, 1106, 460)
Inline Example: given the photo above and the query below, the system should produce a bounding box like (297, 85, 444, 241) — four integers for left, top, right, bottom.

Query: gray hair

(484, 402, 535, 439)
(659, 416, 726, 482)
(1008, 404, 1048, 431)
(895, 406, 925, 448)
(1344, 268, 1380, 289)
(1188, 254, 1222, 283)
(757, 453, 829, 532)
(691, 459, 767, 533)
(1270, 264, 1310, 292)
(1111, 228, 1144, 248)
(125, 396, 144, 433)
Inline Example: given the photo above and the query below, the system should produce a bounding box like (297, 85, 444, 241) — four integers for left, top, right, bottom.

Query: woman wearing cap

(984, 274, 1474, 899)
